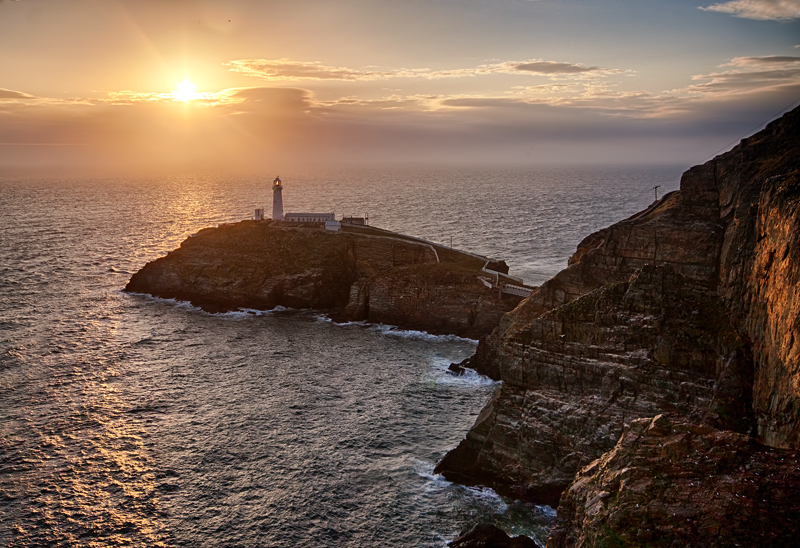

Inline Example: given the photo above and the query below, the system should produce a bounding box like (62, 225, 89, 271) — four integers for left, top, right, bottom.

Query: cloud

(682, 55, 800, 96)
(97, 54, 796, 125)
(727, 55, 800, 65)
(480, 60, 622, 78)
(99, 87, 259, 106)
(501, 54, 800, 116)
(0, 88, 34, 99)
(512, 61, 601, 74)
(1, 52, 798, 173)
(700, 0, 800, 21)
(225, 59, 402, 81)
(0, 85, 323, 173)
(225, 58, 623, 81)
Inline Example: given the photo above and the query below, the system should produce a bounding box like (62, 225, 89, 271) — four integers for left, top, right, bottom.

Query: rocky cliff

(125, 222, 525, 338)
(549, 415, 800, 547)
(437, 106, 800, 543)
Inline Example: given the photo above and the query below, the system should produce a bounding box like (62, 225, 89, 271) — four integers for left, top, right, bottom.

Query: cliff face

(127, 222, 360, 312)
(436, 106, 800, 536)
(548, 415, 800, 548)
(125, 222, 523, 338)
(713, 134, 800, 448)
(345, 263, 515, 337)
(436, 264, 753, 507)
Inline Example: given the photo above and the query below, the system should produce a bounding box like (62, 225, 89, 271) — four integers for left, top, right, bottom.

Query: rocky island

(437, 107, 800, 546)
(125, 222, 530, 339)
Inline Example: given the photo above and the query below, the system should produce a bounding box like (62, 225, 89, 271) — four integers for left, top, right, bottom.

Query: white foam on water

(312, 313, 375, 326)
(313, 313, 334, 323)
(539, 505, 557, 520)
(213, 305, 301, 319)
(237, 305, 291, 316)
(213, 309, 253, 319)
(412, 459, 450, 492)
(432, 534, 456, 548)
(126, 292, 296, 319)
(461, 485, 509, 513)
(412, 458, 508, 513)
(126, 292, 205, 313)
(128, 293, 481, 345)
(371, 323, 479, 344)
(331, 319, 370, 327)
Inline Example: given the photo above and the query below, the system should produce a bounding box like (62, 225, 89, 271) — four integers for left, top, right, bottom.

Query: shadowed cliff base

(437, 106, 800, 545)
(124, 222, 530, 339)
(449, 523, 540, 548)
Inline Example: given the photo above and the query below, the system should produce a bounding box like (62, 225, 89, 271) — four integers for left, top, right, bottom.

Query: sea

(0, 165, 682, 547)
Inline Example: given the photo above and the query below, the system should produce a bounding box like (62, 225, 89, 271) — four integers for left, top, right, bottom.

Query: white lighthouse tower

(272, 176, 284, 221)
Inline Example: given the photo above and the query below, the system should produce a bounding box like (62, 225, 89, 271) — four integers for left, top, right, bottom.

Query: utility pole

(653, 185, 661, 201)
(450, 236, 453, 248)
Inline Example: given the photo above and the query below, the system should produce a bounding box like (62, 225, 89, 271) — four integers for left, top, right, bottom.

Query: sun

(173, 80, 198, 102)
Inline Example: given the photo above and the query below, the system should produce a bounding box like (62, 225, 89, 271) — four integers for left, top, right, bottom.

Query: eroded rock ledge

(125, 222, 526, 339)
(549, 415, 800, 548)
(437, 106, 800, 545)
(437, 264, 754, 508)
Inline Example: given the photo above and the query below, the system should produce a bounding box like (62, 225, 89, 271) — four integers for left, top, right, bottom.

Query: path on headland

(341, 224, 534, 297)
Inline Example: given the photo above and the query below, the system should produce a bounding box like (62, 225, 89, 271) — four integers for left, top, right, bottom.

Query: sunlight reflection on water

(0, 166, 682, 546)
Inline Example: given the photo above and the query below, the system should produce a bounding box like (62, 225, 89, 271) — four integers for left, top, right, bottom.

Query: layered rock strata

(549, 415, 800, 548)
(436, 264, 753, 507)
(437, 106, 800, 541)
(125, 222, 524, 338)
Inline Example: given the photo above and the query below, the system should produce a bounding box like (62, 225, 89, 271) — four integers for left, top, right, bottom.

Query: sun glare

(173, 80, 198, 102)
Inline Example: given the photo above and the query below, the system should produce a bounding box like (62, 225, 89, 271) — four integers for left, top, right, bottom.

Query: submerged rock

(448, 357, 472, 376)
(449, 524, 539, 548)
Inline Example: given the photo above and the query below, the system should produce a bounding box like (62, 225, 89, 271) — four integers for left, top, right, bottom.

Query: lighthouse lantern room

(272, 176, 284, 221)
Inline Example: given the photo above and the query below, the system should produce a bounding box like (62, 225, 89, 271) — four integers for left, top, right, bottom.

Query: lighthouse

(272, 176, 284, 221)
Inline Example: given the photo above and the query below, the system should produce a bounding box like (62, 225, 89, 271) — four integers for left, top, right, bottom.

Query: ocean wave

(125, 292, 293, 318)
(124, 293, 482, 340)
(462, 485, 509, 513)
(313, 313, 335, 323)
(316, 316, 370, 327)
(236, 305, 291, 316)
(125, 292, 204, 312)
(370, 323, 479, 344)
(212, 309, 254, 318)
(413, 459, 450, 489)
(412, 459, 508, 513)
(313, 316, 480, 342)
(334, 320, 370, 327)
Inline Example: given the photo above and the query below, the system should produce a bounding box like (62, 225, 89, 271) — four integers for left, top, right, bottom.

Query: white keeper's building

(284, 212, 336, 223)
(264, 176, 342, 230)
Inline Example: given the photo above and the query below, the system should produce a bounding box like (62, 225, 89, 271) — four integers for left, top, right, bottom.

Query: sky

(1, 0, 799, 173)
